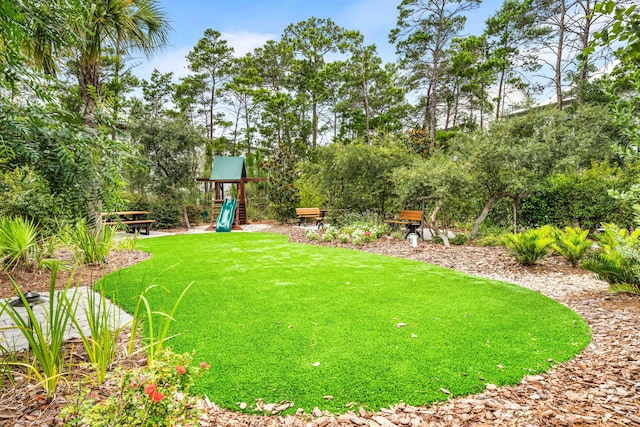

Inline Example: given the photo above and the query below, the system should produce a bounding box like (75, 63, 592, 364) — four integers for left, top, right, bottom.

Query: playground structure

(203, 156, 265, 232)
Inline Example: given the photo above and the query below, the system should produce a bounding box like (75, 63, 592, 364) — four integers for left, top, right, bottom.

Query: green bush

(450, 233, 469, 246)
(551, 226, 593, 267)
(185, 204, 204, 225)
(520, 162, 638, 230)
(582, 224, 640, 294)
(59, 218, 116, 265)
(0, 167, 67, 233)
(147, 197, 182, 230)
(0, 216, 41, 269)
(61, 350, 210, 426)
(502, 226, 555, 266)
(475, 226, 510, 247)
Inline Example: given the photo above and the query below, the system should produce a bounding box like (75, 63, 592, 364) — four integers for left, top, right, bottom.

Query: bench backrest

(296, 207, 321, 216)
(398, 210, 423, 222)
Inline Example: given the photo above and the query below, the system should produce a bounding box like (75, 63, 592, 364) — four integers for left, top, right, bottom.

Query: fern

(551, 226, 593, 267)
(502, 227, 555, 266)
(582, 224, 640, 294)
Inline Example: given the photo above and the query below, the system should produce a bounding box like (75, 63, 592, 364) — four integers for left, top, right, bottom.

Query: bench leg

(316, 219, 324, 229)
(299, 218, 307, 227)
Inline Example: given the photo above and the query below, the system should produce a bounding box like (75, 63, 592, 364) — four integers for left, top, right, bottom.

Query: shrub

(0, 262, 79, 395)
(390, 230, 404, 240)
(551, 226, 593, 267)
(147, 197, 182, 230)
(0, 216, 41, 269)
(0, 167, 67, 232)
(338, 233, 350, 243)
(582, 224, 640, 294)
(185, 204, 204, 225)
(304, 229, 319, 241)
(322, 227, 339, 242)
(60, 350, 210, 426)
(502, 226, 555, 266)
(59, 219, 116, 265)
(475, 226, 510, 247)
(450, 233, 469, 246)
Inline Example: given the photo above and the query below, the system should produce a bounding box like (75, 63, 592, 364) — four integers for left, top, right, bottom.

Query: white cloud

(131, 31, 277, 82)
(222, 31, 279, 56)
(130, 47, 191, 81)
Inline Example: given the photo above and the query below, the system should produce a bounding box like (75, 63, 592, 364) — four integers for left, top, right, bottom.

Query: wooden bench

(386, 210, 423, 239)
(295, 208, 326, 229)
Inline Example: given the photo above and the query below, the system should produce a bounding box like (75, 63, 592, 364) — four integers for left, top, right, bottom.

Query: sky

(134, 0, 501, 82)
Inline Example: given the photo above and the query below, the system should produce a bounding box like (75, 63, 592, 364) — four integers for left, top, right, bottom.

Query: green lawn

(99, 232, 591, 413)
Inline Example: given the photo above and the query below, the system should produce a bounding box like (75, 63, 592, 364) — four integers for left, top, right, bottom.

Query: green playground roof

(210, 156, 246, 181)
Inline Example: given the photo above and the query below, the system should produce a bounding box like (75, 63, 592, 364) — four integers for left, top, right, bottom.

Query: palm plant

(71, 0, 171, 121)
(502, 226, 555, 266)
(582, 223, 640, 294)
(0, 216, 41, 270)
(551, 226, 593, 267)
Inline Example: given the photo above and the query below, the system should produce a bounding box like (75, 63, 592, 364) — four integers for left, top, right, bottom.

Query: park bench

(102, 211, 155, 235)
(386, 210, 423, 239)
(295, 208, 326, 229)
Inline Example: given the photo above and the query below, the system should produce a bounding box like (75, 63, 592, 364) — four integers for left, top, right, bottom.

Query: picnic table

(102, 211, 155, 235)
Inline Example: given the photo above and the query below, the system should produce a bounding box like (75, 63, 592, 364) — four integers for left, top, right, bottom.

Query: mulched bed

(2, 225, 639, 426)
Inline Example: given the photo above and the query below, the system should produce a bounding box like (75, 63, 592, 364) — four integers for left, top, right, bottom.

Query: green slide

(216, 198, 237, 232)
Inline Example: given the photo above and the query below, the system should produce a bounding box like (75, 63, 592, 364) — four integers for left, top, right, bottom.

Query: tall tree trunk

(79, 62, 100, 125)
(312, 95, 318, 149)
(429, 50, 440, 147)
(452, 82, 460, 128)
(471, 193, 504, 239)
(495, 68, 505, 120)
(244, 95, 252, 154)
(361, 55, 372, 146)
(209, 80, 216, 142)
(555, 0, 566, 110)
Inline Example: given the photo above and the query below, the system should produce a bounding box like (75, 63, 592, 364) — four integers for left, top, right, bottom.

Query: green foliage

(127, 283, 193, 364)
(147, 196, 183, 230)
(128, 116, 204, 205)
(0, 262, 78, 396)
(0, 216, 41, 270)
(551, 226, 593, 268)
(304, 229, 319, 240)
(0, 167, 67, 232)
(0, 96, 129, 221)
(61, 349, 209, 426)
(304, 215, 386, 245)
(520, 161, 639, 230)
(59, 219, 116, 265)
(502, 226, 555, 266)
(582, 224, 640, 294)
(185, 204, 204, 225)
(263, 143, 300, 223)
(311, 140, 412, 214)
(450, 233, 469, 246)
(70, 288, 129, 383)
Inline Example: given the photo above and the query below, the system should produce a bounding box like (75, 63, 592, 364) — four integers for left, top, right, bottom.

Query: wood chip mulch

(1, 225, 638, 426)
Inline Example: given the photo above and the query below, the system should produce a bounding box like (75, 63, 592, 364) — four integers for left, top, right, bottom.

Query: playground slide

(216, 198, 237, 232)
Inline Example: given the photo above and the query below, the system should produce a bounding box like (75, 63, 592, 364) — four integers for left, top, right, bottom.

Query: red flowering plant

(60, 349, 211, 426)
